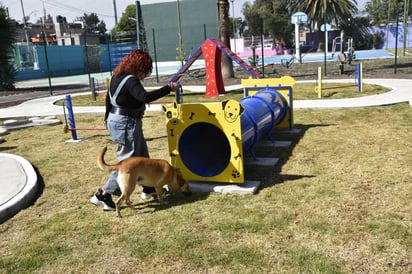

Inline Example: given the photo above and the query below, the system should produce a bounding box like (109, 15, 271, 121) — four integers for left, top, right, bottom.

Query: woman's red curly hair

(113, 49, 153, 78)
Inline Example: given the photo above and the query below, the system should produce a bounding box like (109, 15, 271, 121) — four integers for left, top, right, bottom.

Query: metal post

(203, 24, 207, 40)
(152, 28, 159, 83)
(339, 30, 345, 75)
(42, 31, 53, 96)
(250, 45, 256, 67)
(177, 0, 184, 66)
(403, 0, 408, 56)
(113, 0, 118, 25)
(230, 0, 236, 53)
(19, 0, 30, 45)
(260, 22, 264, 77)
(136, 1, 141, 49)
(91, 77, 97, 101)
(83, 32, 92, 89)
(394, 10, 399, 74)
(106, 34, 113, 76)
(65, 95, 78, 141)
(295, 22, 300, 62)
(292, 13, 303, 63)
(323, 11, 327, 76)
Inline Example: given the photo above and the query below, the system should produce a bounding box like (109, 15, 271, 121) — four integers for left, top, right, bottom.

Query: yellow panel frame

(241, 76, 295, 129)
(163, 100, 245, 183)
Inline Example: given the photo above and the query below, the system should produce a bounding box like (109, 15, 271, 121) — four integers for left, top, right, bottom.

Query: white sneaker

(90, 189, 115, 211)
(141, 192, 157, 201)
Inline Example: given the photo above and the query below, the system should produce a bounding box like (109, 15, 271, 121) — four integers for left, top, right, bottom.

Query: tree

(82, 13, 107, 34)
(287, 0, 358, 52)
(365, 0, 411, 25)
(365, 0, 390, 25)
(0, 5, 16, 91)
(111, 5, 137, 33)
(340, 16, 374, 50)
(111, 4, 147, 50)
(242, 1, 263, 36)
(289, 0, 358, 31)
(218, 0, 234, 78)
(243, 0, 294, 48)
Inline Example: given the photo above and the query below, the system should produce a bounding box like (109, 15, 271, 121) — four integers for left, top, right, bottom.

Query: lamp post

(135, 1, 142, 49)
(177, 0, 184, 66)
(230, 0, 236, 53)
(113, 0, 118, 25)
(41, 31, 52, 96)
(19, 0, 30, 44)
(403, 0, 409, 56)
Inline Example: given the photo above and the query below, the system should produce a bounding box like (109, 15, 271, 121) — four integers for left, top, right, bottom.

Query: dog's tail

(97, 146, 118, 172)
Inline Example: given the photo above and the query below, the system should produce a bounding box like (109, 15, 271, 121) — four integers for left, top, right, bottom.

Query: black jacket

(105, 74, 172, 121)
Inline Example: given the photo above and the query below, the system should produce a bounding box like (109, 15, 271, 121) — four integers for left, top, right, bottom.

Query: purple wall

(306, 23, 411, 51)
(369, 23, 412, 49)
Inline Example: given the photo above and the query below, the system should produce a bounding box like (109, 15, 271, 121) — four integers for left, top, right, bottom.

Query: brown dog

(97, 146, 191, 217)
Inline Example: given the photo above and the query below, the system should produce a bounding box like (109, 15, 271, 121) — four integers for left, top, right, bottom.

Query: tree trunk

(217, 0, 234, 78)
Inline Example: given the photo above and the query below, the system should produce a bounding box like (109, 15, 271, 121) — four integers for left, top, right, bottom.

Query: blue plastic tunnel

(240, 88, 288, 152)
(178, 87, 288, 177)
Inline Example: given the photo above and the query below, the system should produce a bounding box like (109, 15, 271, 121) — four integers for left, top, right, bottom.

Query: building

(141, 0, 219, 61)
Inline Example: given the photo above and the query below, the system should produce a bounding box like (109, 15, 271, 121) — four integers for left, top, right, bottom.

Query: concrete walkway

(294, 78, 412, 109)
(1, 78, 411, 223)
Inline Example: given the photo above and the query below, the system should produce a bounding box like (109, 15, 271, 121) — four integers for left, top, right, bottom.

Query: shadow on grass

(322, 92, 339, 98)
(63, 134, 108, 141)
(131, 191, 209, 212)
(0, 146, 18, 152)
(244, 123, 334, 190)
(382, 62, 412, 69)
(145, 135, 168, 142)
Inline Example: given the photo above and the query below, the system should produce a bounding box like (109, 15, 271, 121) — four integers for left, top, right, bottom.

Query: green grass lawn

(0, 96, 410, 273)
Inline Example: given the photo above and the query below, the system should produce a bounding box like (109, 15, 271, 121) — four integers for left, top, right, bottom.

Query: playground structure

(62, 37, 264, 142)
(331, 31, 356, 63)
(161, 38, 296, 184)
(162, 75, 295, 184)
(315, 63, 363, 98)
(162, 35, 295, 183)
(331, 30, 356, 75)
(169, 38, 262, 97)
(62, 38, 297, 186)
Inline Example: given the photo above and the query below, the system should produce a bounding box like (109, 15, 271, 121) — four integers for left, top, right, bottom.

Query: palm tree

(217, 0, 234, 78)
(0, 5, 16, 91)
(290, 0, 358, 31)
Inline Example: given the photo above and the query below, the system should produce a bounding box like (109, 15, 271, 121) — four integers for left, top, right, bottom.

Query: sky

(2, 0, 368, 31)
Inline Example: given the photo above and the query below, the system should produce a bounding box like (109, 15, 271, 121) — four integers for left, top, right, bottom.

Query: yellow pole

(318, 66, 322, 98)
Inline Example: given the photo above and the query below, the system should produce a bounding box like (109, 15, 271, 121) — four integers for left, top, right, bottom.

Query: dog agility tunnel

(163, 78, 294, 183)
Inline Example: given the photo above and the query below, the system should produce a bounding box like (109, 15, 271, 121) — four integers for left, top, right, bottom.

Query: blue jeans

(103, 113, 149, 196)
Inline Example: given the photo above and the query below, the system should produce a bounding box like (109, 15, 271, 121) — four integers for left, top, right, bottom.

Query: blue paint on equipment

(179, 122, 231, 177)
(240, 88, 288, 152)
(174, 87, 288, 177)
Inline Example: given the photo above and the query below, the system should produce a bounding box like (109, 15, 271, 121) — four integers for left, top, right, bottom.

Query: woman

(91, 49, 180, 211)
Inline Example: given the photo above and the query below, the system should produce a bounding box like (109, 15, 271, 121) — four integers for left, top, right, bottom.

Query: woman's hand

(168, 82, 181, 92)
